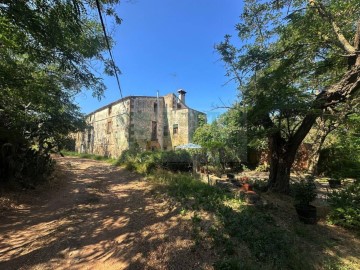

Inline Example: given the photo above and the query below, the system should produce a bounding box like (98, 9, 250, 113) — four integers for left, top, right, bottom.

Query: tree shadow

(0, 157, 215, 269)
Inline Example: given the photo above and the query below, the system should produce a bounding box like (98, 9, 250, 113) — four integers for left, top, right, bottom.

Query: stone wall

(129, 96, 165, 151)
(75, 98, 131, 158)
(74, 92, 206, 156)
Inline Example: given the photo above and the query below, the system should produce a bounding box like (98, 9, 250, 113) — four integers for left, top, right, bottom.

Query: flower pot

(328, 179, 341, 188)
(294, 204, 317, 224)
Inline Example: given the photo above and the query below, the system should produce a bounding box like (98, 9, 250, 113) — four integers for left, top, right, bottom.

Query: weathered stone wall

(75, 98, 131, 158)
(74, 92, 206, 156)
(129, 96, 165, 151)
(187, 109, 205, 142)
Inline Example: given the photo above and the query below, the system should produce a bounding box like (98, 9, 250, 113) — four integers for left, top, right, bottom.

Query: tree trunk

(308, 132, 327, 175)
(267, 61, 360, 194)
(267, 132, 299, 194)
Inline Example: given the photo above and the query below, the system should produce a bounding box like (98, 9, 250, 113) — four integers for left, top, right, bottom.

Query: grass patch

(63, 151, 359, 269)
(144, 170, 310, 269)
(62, 151, 116, 164)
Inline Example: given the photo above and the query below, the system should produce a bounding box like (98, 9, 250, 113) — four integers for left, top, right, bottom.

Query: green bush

(291, 176, 317, 205)
(318, 147, 360, 178)
(328, 181, 360, 230)
(0, 144, 55, 188)
(116, 150, 192, 174)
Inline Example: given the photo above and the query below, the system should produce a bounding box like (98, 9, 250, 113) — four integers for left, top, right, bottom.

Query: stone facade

(74, 90, 206, 157)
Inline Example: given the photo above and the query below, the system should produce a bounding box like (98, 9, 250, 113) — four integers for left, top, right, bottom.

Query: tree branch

(310, 0, 356, 55)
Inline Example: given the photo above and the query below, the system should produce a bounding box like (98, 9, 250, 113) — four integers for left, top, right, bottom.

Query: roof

(86, 93, 206, 116)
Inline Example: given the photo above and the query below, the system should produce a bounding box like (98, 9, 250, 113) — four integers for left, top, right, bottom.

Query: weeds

(327, 180, 360, 231)
(62, 151, 115, 164)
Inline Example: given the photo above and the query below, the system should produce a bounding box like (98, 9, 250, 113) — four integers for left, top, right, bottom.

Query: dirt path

(0, 156, 215, 270)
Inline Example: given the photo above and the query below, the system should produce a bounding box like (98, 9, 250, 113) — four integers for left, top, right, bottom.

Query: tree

(0, 0, 121, 184)
(193, 108, 247, 170)
(217, 0, 360, 193)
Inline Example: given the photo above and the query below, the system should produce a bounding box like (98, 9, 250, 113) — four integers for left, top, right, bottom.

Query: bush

(116, 150, 192, 174)
(291, 176, 317, 205)
(318, 147, 360, 178)
(327, 181, 360, 230)
(0, 143, 55, 188)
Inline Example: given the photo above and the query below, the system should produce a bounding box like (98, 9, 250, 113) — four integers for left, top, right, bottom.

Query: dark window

(163, 125, 169, 136)
(106, 121, 112, 134)
(173, 124, 178, 134)
(87, 132, 91, 143)
(108, 106, 112, 115)
(151, 121, 157, 140)
(154, 102, 157, 112)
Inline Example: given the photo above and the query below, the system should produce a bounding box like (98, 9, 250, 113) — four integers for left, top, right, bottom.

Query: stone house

(74, 89, 206, 157)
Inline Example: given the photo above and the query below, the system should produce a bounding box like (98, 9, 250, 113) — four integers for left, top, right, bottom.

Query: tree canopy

(217, 0, 360, 193)
(0, 0, 121, 185)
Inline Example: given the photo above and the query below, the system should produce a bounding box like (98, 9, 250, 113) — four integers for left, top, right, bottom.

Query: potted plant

(292, 176, 317, 224)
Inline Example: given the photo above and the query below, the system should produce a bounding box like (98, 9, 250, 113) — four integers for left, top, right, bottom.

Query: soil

(0, 156, 216, 270)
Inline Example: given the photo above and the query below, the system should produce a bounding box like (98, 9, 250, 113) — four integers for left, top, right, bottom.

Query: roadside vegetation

(67, 150, 359, 269)
(0, 1, 120, 188)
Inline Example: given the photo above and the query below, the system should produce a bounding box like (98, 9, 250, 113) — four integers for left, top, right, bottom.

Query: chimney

(177, 89, 187, 104)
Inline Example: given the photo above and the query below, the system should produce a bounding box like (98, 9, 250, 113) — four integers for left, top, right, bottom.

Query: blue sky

(76, 0, 243, 122)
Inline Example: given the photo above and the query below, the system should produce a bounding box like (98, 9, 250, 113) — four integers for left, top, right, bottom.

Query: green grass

(61, 151, 116, 164)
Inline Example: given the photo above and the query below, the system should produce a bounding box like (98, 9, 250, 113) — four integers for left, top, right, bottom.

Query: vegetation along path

(0, 156, 215, 270)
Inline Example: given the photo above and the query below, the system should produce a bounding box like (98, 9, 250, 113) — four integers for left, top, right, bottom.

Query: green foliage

(0, 145, 55, 188)
(146, 169, 305, 269)
(116, 150, 192, 174)
(62, 151, 115, 163)
(292, 177, 317, 205)
(318, 114, 360, 178)
(0, 1, 121, 185)
(193, 107, 248, 172)
(217, 0, 360, 192)
(254, 163, 269, 172)
(328, 181, 360, 230)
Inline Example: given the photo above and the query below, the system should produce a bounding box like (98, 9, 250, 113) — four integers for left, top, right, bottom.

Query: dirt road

(0, 156, 215, 269)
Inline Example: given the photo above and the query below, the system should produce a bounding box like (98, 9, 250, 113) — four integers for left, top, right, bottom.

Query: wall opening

(106, 120, 112, 134)
(151, 121, 157, 141)
(173, 124, 178, 135)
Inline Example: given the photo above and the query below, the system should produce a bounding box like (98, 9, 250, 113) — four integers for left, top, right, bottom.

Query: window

(173, 124, 178, 134)
(108, 106, 112, 115)
(87, 132, 91, 143)
(151, 121, 157, 140)
(106, 120, 112, 134)
(163, 125, 169, 136)
(154, 102, 158, 112)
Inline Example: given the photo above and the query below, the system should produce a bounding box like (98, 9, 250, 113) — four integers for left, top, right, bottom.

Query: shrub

(255, 163, 270, 172)
(0, 144, 55, 188)
(327, 181, 360, 230)
(317, 147, 360, 178)
(291, 176, 317, 205)
(116, 150, 192, 174)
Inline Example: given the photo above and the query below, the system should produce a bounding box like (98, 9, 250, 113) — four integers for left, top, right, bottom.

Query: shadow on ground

(0, 156, 215, 270)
